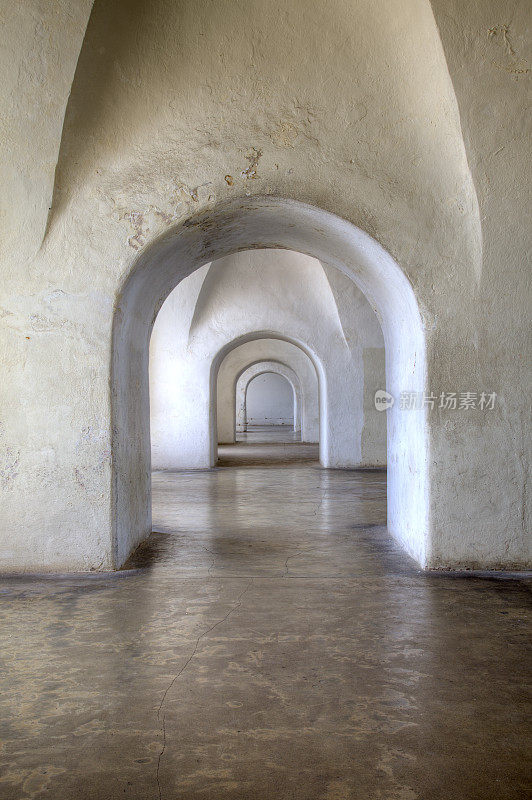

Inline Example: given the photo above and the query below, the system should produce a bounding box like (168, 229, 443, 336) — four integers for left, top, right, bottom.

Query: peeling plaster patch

(30, 313, 56, 332)
(174, 181, 212, 204)
(123, 210, 148, 251)
(175, 182, 199, 203)
(119, 182, 215, 249)
(151, 207, 174, 225)
(28, 312, 77, 335)
(488, 24, 516, 56)
(487, 24, 529, 76)
(492, 60, 529, 75)
(1, 448, 20, 489)
(270, 121, 298, 147)
(118, 205, 169, 249)
(241, 148, 262, 179)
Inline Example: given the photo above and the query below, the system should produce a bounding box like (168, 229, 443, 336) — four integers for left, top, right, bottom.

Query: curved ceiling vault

(41, 0, 480, 282)
(188, 249, 349, 350)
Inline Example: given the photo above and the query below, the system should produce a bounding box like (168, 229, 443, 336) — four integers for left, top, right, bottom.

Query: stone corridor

(0, 435, 529, 799)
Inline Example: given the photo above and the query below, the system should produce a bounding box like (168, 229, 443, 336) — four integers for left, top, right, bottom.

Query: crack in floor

(283, 493, 327, 577)
(155, 579, 253, 799)
(312, 493, 326, 517)
(283, 546, 321, 577)
(202, 545, 217, 576)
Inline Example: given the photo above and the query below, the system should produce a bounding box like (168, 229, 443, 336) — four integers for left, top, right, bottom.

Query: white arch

(237, 363, 302, 433)
(216, 339, 320, 445)
(208, 330, 329, 469)
(150, 249, 359, 472)
(113, 197, 426, 568)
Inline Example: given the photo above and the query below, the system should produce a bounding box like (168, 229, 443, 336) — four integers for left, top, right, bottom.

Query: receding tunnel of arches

(215, 340, 321, 458)
(3, 4, 529, 796)
(243, 371, 295, 429)
(127, 197, 425, 570)
(239, 367, 300, 435)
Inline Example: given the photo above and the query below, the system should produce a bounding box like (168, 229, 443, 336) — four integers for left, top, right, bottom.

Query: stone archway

(216, 339, 320, 446)
(112, 197, 426, 568)
(237, 363, 302, 433)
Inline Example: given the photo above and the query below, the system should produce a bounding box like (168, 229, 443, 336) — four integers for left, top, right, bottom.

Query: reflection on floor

(236, 423, 302, 443)
(222, 424, 313, 466)
(0, 440, 530, 799)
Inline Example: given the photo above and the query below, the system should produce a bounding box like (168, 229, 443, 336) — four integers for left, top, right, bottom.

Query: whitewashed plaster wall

(245, 373, 294, 427)
(217, 339, 320, 445)
(149, 264, 209, 471)
(150, 249, 378, 470)
(0, 0, 529, 571)
(0, 0, 93, 263)
(322, 264, 387, 466)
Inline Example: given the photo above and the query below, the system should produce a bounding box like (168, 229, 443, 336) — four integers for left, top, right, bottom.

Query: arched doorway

(243, 371, 296, 435)
(217, 345, 319, 445)
(112, 197, 426, 568)
(238, 364, 301, 434)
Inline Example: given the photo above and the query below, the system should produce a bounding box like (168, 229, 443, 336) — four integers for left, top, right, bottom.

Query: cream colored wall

(0, 0, 93, 262)
(0, 0, 529, 571)
(428, 0, 531, 565)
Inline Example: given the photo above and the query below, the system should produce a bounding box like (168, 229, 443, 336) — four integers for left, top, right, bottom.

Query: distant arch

(216, 338, 320, 446)
(237, 362, 302, 433)
(209, 329, 327, 468)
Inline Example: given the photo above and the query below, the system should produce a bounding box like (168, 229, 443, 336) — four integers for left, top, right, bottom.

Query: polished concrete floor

(236, 424, 302, 443)
(0, 432, 530, 799)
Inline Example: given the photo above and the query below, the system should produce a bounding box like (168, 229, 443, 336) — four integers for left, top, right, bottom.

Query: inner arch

(244, 372, 296, 431)
(216, 341, 320, 449)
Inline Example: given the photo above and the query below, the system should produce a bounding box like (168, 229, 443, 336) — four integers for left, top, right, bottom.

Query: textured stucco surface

(0, 0, 93, 260)
(0, 0, 529, 571)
